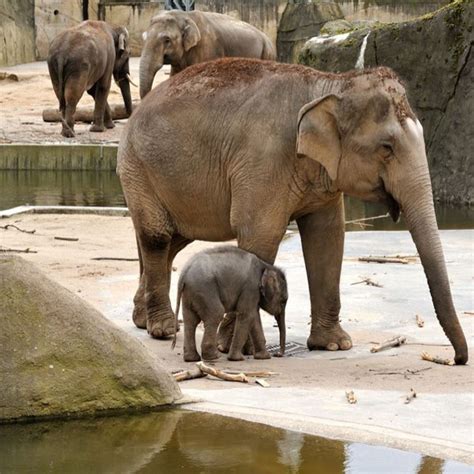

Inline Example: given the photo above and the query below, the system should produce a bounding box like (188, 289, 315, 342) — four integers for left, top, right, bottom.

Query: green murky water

(0, 410, 470, 473)
(0, 170, 473, 230)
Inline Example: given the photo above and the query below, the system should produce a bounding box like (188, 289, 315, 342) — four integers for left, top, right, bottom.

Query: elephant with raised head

(139, 10, 276, 98)
(48, 20, 133, 137)
(117, 58, 468, 365)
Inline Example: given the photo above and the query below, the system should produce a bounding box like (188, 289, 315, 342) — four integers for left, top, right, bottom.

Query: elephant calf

(47, 20, 133, 137)
(172, 246, 287, 362)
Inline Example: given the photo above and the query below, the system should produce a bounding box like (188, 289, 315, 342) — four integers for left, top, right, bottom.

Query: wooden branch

(416, 314, 425, 328)
(91, 257, 139, 261)
(345, 213, 390, 225)
(370, 335, 406, 353)
(0, 247, 37, 254)
(0, 224, 36, 234)
(255, 378, 270, 387)
(196, 362, 248, 383)
(345, 390, 357, 404)
(54, 236, 79, 242)
(463, 311, 474, 316)
(351, 277, 383, 287)
(42, 102, 138, 123)
(173, 367, 208, 382)
(404, 388, 417, 404)
(223, 370, 279, 377)
(421, 352, 454, 366)
(359, 256, 411, 264)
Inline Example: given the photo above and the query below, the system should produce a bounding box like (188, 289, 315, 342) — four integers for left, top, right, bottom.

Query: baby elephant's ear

(260, 269, 276, 297)
(296, 94, 342, 181)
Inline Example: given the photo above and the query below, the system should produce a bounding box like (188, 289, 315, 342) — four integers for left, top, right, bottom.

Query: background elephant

(47, 20, 133, 137)
(117, 58, 468, 365)
(173, 246, 287, 362)
(139, 10, 276, 98)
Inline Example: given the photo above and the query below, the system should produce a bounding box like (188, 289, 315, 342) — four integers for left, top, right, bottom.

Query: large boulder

(298, 0, 473, 205)
(0, 256, 181, 422)
(276, 2, 344, 63)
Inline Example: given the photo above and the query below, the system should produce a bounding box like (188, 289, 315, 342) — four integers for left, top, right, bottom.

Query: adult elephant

(139, 10, 276, 98)
(48, 20, 134, 137)
(117, 58, 468, 365)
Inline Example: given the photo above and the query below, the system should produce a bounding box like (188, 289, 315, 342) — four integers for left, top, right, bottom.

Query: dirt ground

(1, 211, 473, 467)
(0, 58, 163, 144)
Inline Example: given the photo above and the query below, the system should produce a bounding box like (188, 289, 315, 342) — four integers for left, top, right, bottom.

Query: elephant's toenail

(326, 342, 338, 351)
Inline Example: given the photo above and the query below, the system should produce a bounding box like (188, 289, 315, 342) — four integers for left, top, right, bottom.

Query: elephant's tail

(171, 278, 185, 350)
(57, 56, 66, 112)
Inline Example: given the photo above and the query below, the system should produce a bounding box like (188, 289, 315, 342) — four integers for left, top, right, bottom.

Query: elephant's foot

(228, 351, 245, 361)
(184, 350, 201, 362)
(307, 321, 352, 351)
(61, 128, 75, 138)
(254, 349, 271, 360)
(202, 348, 220, 361)
(217, 343, 229, 353)
(147, 315, 175, 339)
(132, 303, 147, 329)
(89, 123, 105, 133)
(242, 337, 255, 356)
(105, 120, 115, 129)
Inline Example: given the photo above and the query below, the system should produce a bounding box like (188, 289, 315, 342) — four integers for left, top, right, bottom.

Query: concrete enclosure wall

(0, 0, 35, 66)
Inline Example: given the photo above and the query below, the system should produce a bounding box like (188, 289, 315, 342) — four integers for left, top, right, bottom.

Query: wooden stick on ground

(0, 224, 36, 234)
(421, 352, 454, 366)
(351, 277, 383, 288)
(404, 388, 417, 404)
(54, 236, 79, 242)
(416, 314, 425, 328)
(173, 367, 208, 382)
(196, 361, 248, 383)
(345, 213, 390, 226)
(370, 335, 407, 353)
(223, 370, 279, 377)
(359, 256, 411, 264)
(91, 257, 139, 261)
(42, 102, 138, 123)
(463, 311, 474, 316)
(0, 247, 37, 254)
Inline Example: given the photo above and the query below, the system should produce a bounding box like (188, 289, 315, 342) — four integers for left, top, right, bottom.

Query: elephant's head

(260, 268, 288, 356)
(139, 11, 201, 98)
(111, 26, 134, 117)
(296, 68, 468, 364)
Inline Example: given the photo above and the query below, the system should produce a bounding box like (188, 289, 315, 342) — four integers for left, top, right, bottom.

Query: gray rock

(0, 256, 182, 422)
(277, 2, 344, 63)
(298, 0, 474, 205)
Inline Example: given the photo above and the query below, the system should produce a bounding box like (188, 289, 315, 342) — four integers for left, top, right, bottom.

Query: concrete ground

(0, 58, 167, 144)
(0, 209, 472, 464)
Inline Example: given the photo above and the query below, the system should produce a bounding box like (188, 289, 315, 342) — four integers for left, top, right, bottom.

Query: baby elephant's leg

(217, 312, 236, 353)
(228, 311, 255, 361)
(201, 318, 221, 361)
(182, 302, 201, 362)
(250, 313, 271, 360)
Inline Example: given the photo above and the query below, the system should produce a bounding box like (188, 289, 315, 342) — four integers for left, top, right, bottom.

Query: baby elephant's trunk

(276, 312, 286, 356)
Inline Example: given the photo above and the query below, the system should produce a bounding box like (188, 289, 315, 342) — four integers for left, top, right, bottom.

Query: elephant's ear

(118, 29, 128, 52)
(183, 19, 201, 51)
(296, 95, 342, 182)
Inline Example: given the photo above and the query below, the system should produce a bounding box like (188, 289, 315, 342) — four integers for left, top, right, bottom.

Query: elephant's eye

(163, 36, 171, 45)
(380, 143, 394, 160)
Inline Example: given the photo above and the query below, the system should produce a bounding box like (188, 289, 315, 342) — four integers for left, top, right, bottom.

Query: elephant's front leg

(297, 196, 352, 351)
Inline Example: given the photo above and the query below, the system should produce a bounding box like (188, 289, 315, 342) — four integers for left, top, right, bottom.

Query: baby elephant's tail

(171, 279, 185, 350)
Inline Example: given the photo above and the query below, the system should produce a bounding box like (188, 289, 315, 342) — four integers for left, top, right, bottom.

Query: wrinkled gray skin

(139, 10, 275, 99)
(47, 20, 133, 137)
(117, 58, 468, 365)
(173, 246, 287, 362)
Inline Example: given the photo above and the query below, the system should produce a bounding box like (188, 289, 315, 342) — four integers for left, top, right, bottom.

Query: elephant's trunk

(276, 311, 286, 356)
(119, 76, 133, 117)
(139, 49, 163, 99)
(395, 170, 468, 365)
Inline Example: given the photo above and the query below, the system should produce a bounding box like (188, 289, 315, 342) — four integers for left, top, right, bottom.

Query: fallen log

(173, 367, 207, 382)
(370, 335, 406, 353)
(42, 102, 138, 123)
(196, 361, 248, 383)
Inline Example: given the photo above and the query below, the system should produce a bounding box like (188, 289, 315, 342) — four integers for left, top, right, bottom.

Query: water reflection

(0, 410, 470, 473)
(1, 170, 472, 231)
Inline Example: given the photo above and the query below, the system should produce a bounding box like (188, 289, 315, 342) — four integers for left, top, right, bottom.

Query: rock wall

(0, 255, 181, 422)
(298, 0, 473, 205)
(0, 0, 35, 66)
(277, 2, 344, 63)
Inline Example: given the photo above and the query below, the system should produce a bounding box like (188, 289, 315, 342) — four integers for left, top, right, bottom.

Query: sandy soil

(0, 58, 164, 144)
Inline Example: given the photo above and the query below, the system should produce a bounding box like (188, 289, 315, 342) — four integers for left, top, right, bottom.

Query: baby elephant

(173, 246, 287, 362)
